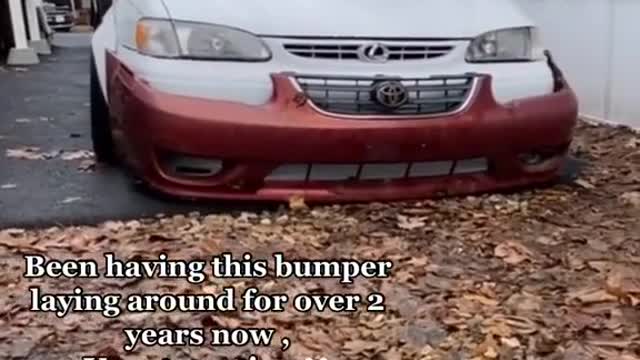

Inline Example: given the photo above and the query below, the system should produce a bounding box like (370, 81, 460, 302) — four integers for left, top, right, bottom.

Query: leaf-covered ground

(1, 121, 639, 360)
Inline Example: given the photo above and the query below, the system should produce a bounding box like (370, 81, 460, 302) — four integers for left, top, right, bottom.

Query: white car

(90, 0, 578, 202)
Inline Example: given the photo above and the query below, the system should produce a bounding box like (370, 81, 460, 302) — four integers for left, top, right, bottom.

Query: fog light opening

(518, 152, 545, 166)
(162, 153, 224, 178)
(518, 148, 567, 173)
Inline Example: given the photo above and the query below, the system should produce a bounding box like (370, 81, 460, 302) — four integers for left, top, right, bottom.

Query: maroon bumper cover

(105, 51, 579, 202)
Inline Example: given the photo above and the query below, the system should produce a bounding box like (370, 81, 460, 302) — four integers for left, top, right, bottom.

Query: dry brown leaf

(569, 287, 619, 304)
(620, 192, 640, 208)
(625, 137, 640, 149)
(586, 339, 634, 349)
(60, 149, 94, 161)
(397, 215, 427, 230)
(342, 339, 377, 355)
(494, 241, 533, 265)
(464, 293, 499, 307)
(606, 268, 640, 299)
(500, 337, 521, 349)
(60, 196, 83, 204)
(575, 179, 596, 189)
(288, 194, 308, 210)
(6, 147, 48, 160)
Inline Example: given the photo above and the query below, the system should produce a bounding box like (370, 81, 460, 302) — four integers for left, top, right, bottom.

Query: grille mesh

(266, 159, 488, 182)
(294, 74, 477, 116)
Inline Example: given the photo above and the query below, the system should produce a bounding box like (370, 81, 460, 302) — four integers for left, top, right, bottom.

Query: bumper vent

(266, 159, 488, 182)
(283, 41, 455, 61)
(294, 74, 477, 116)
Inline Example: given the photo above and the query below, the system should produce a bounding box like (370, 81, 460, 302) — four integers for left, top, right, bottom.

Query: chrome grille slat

(300, 83, 472, 93)
(283, 41, 456, 61)
(294, 74, 477, 116)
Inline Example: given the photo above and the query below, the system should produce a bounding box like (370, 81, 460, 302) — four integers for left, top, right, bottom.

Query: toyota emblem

(358, 43, 391, 63)
(373, 81, 409, 109)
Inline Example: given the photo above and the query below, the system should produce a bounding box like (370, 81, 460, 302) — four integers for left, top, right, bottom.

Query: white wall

(516, 0, 640, 129)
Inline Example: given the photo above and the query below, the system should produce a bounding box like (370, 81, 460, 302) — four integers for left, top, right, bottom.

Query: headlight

(135, 18, 271, 61)
(465, 27, 544, 62)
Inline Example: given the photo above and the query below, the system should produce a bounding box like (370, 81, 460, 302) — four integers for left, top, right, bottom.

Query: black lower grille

(266, 159, 489, 182)
(294, 74, 477, 116)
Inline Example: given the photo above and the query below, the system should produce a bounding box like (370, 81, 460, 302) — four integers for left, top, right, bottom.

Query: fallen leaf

(60, 197, 83, 204)
(620, 192, 640, 208)
(6, 147, 46, 160)
(464, 293, 499, 307)
(402, 319, 448, 348)
(606, 268, 640, 299)
(342, 340, 378, 355)
(568, 287, 619, 304)
(288, 194, 308, 210)
(535, 235, 561, 246)
(397, 215, 427, 230)
(501, 337, 521, 348)
(575, 179, 596, 189)
(625, 137, 640, 149)
(60, 150, 94, 161)
(78, 159, 96, 172)
(494, 241, 533, 265)
(586, 339, 634, 349)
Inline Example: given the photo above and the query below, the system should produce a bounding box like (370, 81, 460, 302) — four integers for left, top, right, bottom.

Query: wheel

(90, 52, 118, 164)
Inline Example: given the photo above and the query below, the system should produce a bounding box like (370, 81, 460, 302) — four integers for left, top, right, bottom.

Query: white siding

(515, 0, 640, 129)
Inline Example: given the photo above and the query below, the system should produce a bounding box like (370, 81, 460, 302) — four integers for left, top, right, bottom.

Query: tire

(90, 53, 118, 164)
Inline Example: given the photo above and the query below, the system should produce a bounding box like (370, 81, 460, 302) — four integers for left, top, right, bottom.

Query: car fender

(91, 0, 169, 103)
(91, 6, 116, 103)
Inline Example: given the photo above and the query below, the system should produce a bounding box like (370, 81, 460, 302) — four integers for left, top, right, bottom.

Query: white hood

(159, 0, 534, 38)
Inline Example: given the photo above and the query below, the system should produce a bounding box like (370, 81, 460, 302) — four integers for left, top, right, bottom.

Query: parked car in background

(89, 0, 112, 28)
(43, 0, 74, 32)
(90, 0, 579, 203)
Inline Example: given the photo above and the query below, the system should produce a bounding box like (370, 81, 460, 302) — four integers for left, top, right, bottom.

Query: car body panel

(114, 43, 554, 106)
(160, 0, 533, 38)
(105, 51, 578, 202)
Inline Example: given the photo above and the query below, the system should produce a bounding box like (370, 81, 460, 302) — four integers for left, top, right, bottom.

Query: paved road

(0, 34, 273, 228)
(0, 34, 585, 228)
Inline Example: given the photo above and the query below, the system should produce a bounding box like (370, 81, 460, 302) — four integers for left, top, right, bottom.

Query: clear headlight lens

(135, 18, 271, 61)
(135, 19, 181, 58)
(466, 27, 545, 62)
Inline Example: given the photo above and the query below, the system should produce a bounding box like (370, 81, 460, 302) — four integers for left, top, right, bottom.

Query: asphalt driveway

(0, 33, 583, 229)
(0, 34, 275, 228)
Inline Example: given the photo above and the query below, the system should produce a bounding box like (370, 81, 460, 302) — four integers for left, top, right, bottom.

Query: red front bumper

(106, 52, 579, 203)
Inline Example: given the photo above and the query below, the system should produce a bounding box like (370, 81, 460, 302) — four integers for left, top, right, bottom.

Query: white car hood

(159, 0, 534, 38)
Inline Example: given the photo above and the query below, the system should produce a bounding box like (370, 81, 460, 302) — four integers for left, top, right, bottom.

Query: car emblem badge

(373, 81, 410, 109)
(358, 43, 391, 63)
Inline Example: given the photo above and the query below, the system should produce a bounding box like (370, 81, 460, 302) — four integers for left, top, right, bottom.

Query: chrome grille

(266, 159, 488, 182)
(283, 42, 455, 61)
(294, 74, 477, 116)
